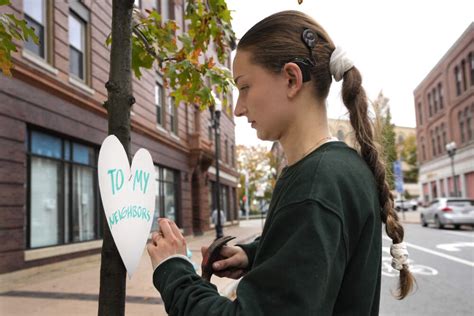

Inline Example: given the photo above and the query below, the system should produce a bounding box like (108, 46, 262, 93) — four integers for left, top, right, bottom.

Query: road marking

(383, 236, 474, 267)
(381, 247, 438, 277)
(442, 231, 474, 238)
(436, 242, 474, 252)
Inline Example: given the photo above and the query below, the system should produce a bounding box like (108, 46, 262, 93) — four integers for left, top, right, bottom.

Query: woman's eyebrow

(234, 75, 244, 85)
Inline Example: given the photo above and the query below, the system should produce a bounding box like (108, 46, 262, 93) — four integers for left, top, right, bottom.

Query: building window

(23, 0, 49, 59)
(461, 59, 467, 91)
(69, 12, 86, 80)
(160, 0, 174, 21)
(430, 130, 436, 156)
(459, 111, 465, 143)
(222, 185, 229, 221)
(155, 82, 164, 126)
(441, 123, 447, 149)
(435, 126, 441, 154)
(224, 138, 229, 163)
(209, 182, 231, 223)
(428, 92, 433, 116)
(168, 97, 178, 134)
(466, 107, 472, 141)
(152, 165, 179, 230)
(455, 66, 462, 96)
(231, 144, 235, 167)
(438, 83, 443, 109)
(433, 88, 438, 113)
(469, 52, 474, 86)
(28, 130, 101, 248)
(417, 102, 423, 125)
(421, 137, 426, 161)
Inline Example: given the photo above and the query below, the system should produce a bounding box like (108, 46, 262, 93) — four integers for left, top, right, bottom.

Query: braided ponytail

(341, 66, 415, 299)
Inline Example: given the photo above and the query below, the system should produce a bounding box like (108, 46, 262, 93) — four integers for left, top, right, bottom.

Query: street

(1, 218, 473, 315)
(380, 219, 474, 315)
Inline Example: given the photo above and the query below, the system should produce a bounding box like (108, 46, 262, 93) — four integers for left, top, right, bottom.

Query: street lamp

(446, 141, 458, 197)
(210, 93, 223, 238)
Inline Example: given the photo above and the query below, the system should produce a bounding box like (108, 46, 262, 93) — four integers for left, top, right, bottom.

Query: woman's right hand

(201, 245, 249, 279)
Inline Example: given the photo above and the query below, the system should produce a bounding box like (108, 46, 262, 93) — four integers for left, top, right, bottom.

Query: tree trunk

(98, 1, 134, 315)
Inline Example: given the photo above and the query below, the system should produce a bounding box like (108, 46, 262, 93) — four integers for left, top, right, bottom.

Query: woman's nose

(234, 99, 246, 117)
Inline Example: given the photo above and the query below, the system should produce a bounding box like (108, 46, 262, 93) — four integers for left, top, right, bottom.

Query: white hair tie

(329, 46, 354, 82)
(390, 242, 409, 271)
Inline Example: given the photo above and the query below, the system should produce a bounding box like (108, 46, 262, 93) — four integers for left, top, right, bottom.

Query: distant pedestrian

(147, 10, 414, 315)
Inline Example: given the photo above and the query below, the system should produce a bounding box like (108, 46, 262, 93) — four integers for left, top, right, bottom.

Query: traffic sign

(393, 160, 404, 194)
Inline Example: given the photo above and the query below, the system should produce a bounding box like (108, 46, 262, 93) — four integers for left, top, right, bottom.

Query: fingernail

(213, 263, 219, 269)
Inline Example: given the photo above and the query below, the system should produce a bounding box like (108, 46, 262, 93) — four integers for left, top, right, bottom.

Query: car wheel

(434, 216, 444, 229)
(421, 214, 428, 227)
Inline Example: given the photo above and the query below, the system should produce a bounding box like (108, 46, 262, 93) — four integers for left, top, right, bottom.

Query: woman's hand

(147, 218, 187, 271)
(201, 245, 249, 279)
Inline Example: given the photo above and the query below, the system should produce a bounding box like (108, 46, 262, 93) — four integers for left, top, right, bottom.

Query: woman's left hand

(147, 218, 187, 270)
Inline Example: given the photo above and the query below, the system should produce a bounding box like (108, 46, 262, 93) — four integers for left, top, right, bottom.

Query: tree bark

(98, 1, 134, 315)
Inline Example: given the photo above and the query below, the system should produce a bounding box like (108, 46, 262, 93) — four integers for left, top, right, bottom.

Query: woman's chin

(256, 130, 277, 142)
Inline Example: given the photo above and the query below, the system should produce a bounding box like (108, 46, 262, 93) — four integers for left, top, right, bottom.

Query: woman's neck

(279, 105, 331, 166)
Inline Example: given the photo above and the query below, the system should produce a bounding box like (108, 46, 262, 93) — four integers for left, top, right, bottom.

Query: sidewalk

(0, 220, 263, 316)
(398, 209, 421, 224)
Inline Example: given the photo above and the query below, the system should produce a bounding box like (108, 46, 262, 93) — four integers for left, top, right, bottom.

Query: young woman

(147, 10, 414, 315)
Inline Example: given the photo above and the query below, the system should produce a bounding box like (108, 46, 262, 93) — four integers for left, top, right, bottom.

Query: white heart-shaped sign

(98, 135, 156, 277)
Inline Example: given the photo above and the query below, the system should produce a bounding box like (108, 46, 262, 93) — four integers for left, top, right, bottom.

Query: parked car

(420, 197, 474, 229)
(394, 199, 418, 212)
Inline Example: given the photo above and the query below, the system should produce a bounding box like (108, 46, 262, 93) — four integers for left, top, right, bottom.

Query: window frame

(438, 83, 443, 109)
(428, 92, 433, 116)
(459, 111, 465, 143)
(68, 12, 86, 81)
(430, 130, 436, 156)
(455, 66, 462, 96)
(23, 0, 54, 63)
(155, 81, 165, 126)
(417, 102, 423, 125)
(26, 129, 102, 249)
(154, 165, 180, 226)
(469, 52, 474, 86)
(168, 96, 178, 135)
(465, 107, 472, 141)
(461, 59, 467, 91)
(421, 137, 426, 161)
(68, 1, 91, 84)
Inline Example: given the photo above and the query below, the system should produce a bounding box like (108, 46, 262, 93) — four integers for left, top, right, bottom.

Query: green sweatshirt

(153, 141, 382, 315)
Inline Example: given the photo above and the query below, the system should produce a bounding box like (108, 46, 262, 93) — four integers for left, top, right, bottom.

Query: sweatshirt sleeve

(236, 236, 260, 269)
(153, 199, 347, 316)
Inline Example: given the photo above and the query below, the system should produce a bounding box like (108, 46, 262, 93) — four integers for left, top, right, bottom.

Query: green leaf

(105, 33, 112, 47)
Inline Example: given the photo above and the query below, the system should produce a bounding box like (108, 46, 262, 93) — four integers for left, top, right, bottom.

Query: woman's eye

(239, 86, 248, 91)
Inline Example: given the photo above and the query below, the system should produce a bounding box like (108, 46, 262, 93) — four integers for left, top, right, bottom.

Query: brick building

(0, 0, 239, 273)
(414, 23, 473, 202)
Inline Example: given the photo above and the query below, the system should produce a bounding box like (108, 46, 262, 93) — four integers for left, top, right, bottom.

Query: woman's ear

(282, 62, 304, 98)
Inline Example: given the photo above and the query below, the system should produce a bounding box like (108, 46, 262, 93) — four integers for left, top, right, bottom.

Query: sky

(226, 0, 474, 148)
